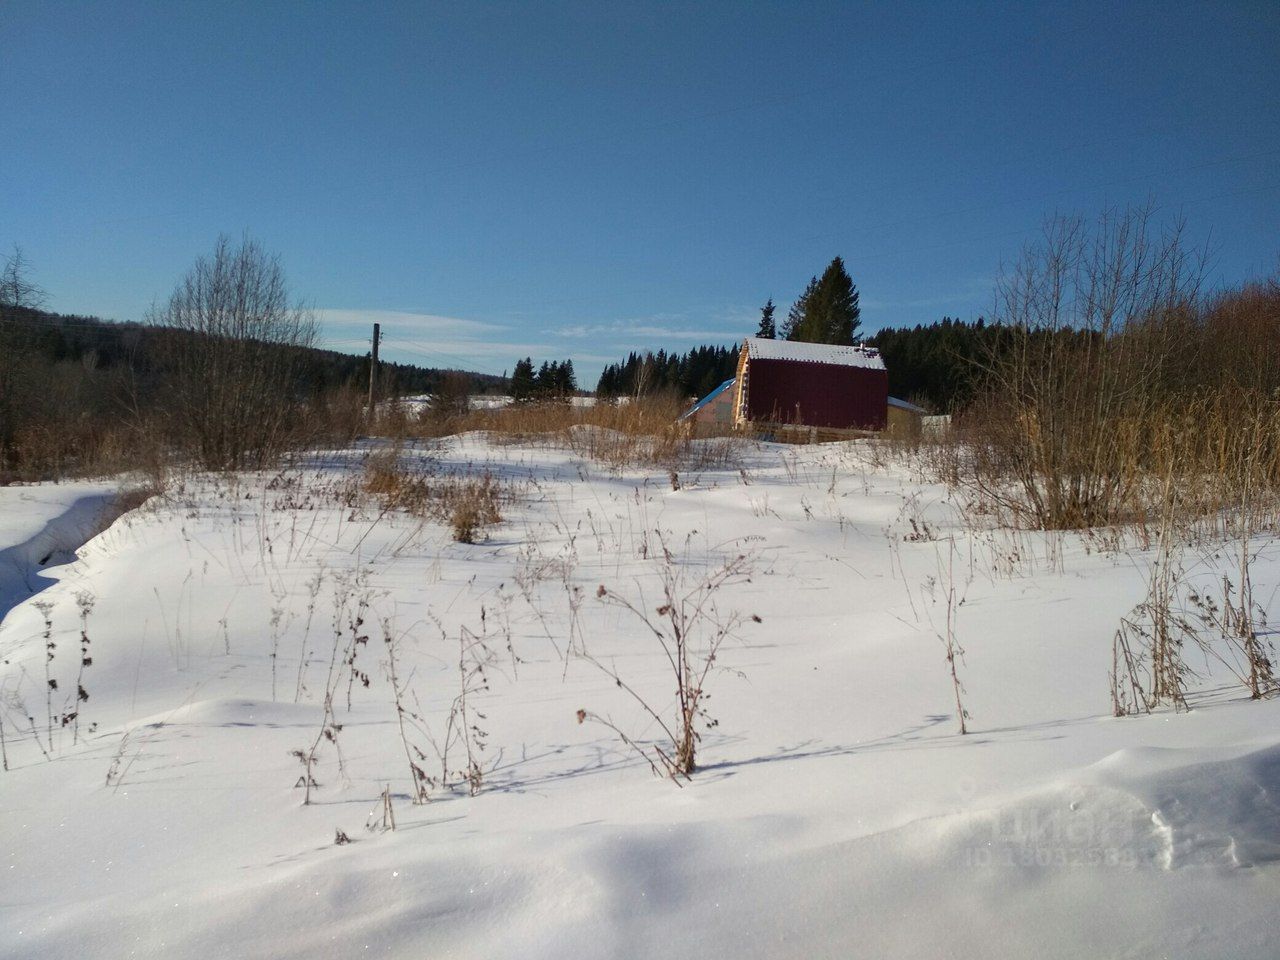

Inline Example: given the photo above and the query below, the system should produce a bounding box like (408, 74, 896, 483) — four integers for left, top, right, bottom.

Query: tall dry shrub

(0, 247, 47, 476)
(967, 205, 1206, 528)
(149, 235, 317, 470)
(1195, 279, 1280, 397)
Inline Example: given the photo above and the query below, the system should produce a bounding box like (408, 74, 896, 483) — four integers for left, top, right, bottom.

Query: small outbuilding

(679, 377, 737, 432)
(732, 337, 888, 433)
(886, 396, 929, 437)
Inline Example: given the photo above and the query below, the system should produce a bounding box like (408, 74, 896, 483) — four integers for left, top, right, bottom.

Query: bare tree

(149, 235, 317, 470)
(0, 246, 48, 468)
(0, 246, 47, 313)
(969, 203, 1206, 528)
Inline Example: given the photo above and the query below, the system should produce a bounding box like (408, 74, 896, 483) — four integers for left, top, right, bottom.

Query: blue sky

(4, 1, 1278, 385)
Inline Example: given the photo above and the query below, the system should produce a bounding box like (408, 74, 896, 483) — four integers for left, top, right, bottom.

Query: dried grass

(375, 395, 746, 472)
(362, 447, 504, 543)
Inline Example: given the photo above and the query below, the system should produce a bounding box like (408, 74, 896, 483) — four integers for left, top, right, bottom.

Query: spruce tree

(816, 256, 860, 344)
(595, 344, 739, 399)
(756, 298, 776, 339)
(783, 277, 816, 340)
(787, 257, 861, 345)
(510, 357, 535, 402)
(535, 361, 552, 397)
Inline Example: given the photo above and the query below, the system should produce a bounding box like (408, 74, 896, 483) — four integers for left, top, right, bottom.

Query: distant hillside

(866, 317, 1008, 412)
(4, 305, 507, 396)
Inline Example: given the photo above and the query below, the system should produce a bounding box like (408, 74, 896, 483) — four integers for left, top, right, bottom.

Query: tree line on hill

(595, 345, 738, 400)
(12, 222, 1273, 485)
(0, 241, 502, 478)
(3, 302, 497, 397)
(866, 317, 1014, 412)
(589, 323, 998, 412)
(509, 357, 577, 401)
(591, 255, 987, 410)
(588, 253, 1163, 414)
(592, 257, 863, 401)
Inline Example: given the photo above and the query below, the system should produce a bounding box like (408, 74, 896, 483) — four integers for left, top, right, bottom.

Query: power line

(14, 166, 1280, 363)
(339, 180, 1280, 365)
(16, 177, 1280, 351)
(379, 338, 511, 378)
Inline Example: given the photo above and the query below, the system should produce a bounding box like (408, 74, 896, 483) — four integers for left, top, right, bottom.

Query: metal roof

(679, 377, 736, 420)
(743, 336, 886, 370)
(887, 396, 928, 414)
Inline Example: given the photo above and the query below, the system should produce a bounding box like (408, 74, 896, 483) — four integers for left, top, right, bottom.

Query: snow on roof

(743, 337, 885, 370)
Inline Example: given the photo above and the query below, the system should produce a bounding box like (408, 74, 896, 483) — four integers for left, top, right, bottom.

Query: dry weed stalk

(291, 569, 372, 803)
(343, 587, 372, 711)
(1227, 480, 1277, 699)
(35, 601, 56, 756)
(935, 540, 971, 734)
(581, 537, 756, 777)
(268, 603, 284, 703)
(367, 784, 397, 833)
(1110, 470, 1192, 714)
(381, 616, 433, 803)
(1112, 503, 1277, 716)
(294, 568, 326, 702)
(420, 613, 496, 796)
(68, 591, 95, 744)
(0, 681, 11, 771)
(447, 625, 493, 796)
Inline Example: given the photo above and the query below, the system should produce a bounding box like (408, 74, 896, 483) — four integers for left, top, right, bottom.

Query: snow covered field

(385, 394, 604, 417)
(1, 436, 1277, 959)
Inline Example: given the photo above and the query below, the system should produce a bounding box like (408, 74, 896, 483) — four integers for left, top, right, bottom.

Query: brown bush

(939, 206, 1279, 533)
(362, 449, 504, 542)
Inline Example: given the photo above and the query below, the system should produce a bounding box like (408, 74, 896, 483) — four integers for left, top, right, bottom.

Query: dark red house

(732, 337, 888, 431)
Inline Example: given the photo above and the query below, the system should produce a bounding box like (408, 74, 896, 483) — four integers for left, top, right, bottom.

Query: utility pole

(367, 321, 381, 419)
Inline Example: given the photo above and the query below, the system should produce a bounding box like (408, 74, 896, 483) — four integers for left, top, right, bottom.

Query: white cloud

(314, 308, 505, 340)
(549, 309, 752, 343)
(314, 306, 752, 383)
(552, 321, 741, 341)
(314, 308, 613, 377)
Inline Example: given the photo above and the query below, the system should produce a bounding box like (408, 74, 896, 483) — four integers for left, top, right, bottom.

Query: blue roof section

(887, 396, 928, 414)
(680, 378, 736, 420)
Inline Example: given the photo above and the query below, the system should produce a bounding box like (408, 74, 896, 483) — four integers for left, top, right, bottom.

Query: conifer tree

(787, 257, 861, 345)
(783, 277, 816, 340)
(593, 344, 738, 398)
(510, 357, 536, 402)
(756, 298, 776, 339)
(817, 255, 860, 344)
